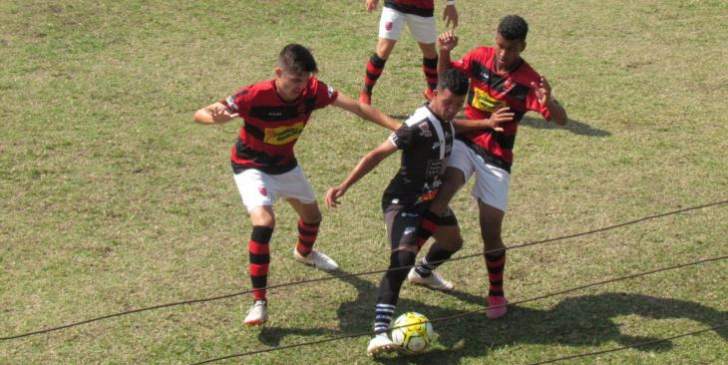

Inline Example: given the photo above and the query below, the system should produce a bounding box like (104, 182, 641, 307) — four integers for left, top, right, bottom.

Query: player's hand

(443, 4, 458, 29)
(487, 107, 514, 131)
(530, 76, 552, 106)
(325, 186, 346, 208)
(210, 104, 237, 121)
(437, 31, 458, 52)
(365, 0, 378, 12)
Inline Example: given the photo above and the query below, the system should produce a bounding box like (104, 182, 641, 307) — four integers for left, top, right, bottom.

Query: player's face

(494, 33, 525, 71)
(275, 68, 311, 101)
(432, 88, 466, 121)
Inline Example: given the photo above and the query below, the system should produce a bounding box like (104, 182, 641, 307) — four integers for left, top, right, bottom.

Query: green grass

(1, 0, 727, 364)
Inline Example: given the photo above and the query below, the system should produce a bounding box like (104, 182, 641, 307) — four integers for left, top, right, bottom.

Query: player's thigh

(405, 13, 437, 44)
(233, 169, 277, 213)
(471, 162, 510, 213)
(430, 166, 467, 215)
(383, 204, 420, 252)
(379, 7, 406, 41)
(431, 210, 462, 251)
(276, 166, 316, 204)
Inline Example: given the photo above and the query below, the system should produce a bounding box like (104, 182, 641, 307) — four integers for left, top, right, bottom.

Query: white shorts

(447, 140, 511, 212)
(233, 166, 316, 212)
(378, 7, 437, 44)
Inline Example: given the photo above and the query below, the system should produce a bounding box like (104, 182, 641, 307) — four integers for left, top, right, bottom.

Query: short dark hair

(437, 68, 469, 96)
(278, 44, 318, 74)
(497, 15, 529, 41)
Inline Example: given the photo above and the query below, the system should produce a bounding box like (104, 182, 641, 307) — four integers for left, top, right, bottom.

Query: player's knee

(388, 249, 416, 281)
(250, 208, 275, 228)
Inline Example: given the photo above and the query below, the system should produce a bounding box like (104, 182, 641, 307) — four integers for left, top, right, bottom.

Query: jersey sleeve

(388, 124, 419, 150)
(312, 79, 339, 109)
(450, 48, 477, 75)
(222, 85, 253, 116)
(525, 83, 552, 121)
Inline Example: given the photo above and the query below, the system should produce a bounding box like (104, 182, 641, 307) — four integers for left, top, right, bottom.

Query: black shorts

(382, 202, 457, 251)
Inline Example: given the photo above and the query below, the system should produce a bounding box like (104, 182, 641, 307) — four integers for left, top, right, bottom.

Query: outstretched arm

(437, 31, 458, 76)
(332, 92, 400, 131)
(452, 107, 514, 133)
(531, 77, 568, 125)
(325, 139, 398, 208)
(194, 102, 237, 124)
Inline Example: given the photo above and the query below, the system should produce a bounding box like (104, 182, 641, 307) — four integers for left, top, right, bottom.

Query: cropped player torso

(384, 0, 434, 17)
(223, 78, 337, 175)
(383, 105, 455, 207)
(452, 47, 550, 170)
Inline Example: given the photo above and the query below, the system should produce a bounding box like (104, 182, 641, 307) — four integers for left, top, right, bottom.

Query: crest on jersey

(418, 123, 432, 137)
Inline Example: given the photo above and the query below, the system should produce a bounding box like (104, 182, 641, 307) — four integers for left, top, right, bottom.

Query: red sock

(363, 54, 386, 94)
(296, 219, 320, 256)
(485, 251, 506, 297)
(249, 226, 273, 301)
(422, 57, 438, 92)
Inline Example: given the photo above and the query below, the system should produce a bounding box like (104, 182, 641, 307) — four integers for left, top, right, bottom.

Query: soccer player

(358, 0, 459, 105)
(193, 44, 400, 326)
(325, 69, 469, 356)
(411, 15, 568, 320)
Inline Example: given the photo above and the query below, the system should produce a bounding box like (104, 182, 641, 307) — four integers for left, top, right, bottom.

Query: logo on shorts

(385, 21, 393, 31)
(258, 187, 268, 196)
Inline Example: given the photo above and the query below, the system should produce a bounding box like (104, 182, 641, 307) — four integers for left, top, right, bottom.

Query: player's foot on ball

(244, 300, 268, 326)
(423, 88, 435, 101)
(486, 295, 508, 319)
(293, 248, 339, 271)
(407, 268, 454, 291)
(367, 333, 400, 356)
(359, 91, 372, 105)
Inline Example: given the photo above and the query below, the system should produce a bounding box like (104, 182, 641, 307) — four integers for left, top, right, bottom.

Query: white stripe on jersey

(404, 106, 453, 160)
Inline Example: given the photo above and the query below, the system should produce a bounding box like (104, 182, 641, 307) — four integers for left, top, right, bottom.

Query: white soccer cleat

(367, 333, 400, 356)
(244, 300, 268, 326)
(407, 267, 454, 291)
(293, 249, 339, 271)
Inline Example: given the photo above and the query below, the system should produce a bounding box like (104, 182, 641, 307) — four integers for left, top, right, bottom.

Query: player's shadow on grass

(256, 271, 725, 363)
(375, 290, 727, 365)
(332, 271, 725, 364)
(388, 114, 610, 138)
(519, 115, 610, 137)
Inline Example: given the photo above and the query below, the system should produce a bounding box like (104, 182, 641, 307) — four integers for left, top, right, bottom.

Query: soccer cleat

(423, 88, 435, 101)
(244, 300, 268, 326)
(293, 248, 339, 271)
(407, 267, 454, 291)
(359, 91, 372, 105)
(367, 333, 400, 356)
(486, 295, 508, 319)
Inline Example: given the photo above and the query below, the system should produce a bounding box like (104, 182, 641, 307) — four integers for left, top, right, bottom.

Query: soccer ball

(390, 312, 435, 353)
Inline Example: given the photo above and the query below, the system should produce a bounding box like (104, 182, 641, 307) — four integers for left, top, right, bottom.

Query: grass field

(1, 0, 727, 364)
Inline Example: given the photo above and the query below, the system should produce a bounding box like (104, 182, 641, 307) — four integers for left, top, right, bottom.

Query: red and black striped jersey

(384, 0, 435, 17)
(223, 77, 338, 174)
(451, 47, 550, 170)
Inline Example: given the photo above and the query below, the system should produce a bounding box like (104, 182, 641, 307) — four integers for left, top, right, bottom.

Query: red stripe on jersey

(227, 78, 338, 174)
(452, 47, 550, 165)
